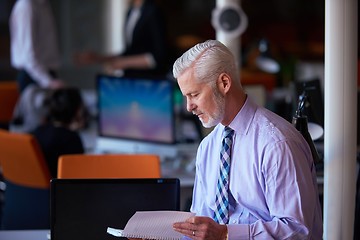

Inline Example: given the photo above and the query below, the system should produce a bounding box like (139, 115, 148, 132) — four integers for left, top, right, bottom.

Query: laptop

(50, 178, 180, 240)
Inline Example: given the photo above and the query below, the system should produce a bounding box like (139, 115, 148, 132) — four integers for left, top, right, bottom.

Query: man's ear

(217, 73, 231, 95)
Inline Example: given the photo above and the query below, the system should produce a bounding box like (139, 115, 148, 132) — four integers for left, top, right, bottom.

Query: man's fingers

(173, 222, 194, 230)
(187, 216, 212, 225)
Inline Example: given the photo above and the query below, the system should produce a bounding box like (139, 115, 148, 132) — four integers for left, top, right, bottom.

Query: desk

(0, 230, 49, 240)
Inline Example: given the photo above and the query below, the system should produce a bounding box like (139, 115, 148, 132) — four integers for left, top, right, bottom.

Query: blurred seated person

(12, 84, 51, 132)
(75, 0, 169, 78)
(31, 87, 85, 178)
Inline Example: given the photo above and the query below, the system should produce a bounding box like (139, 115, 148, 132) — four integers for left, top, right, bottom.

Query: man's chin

(200, 118, 218, 128)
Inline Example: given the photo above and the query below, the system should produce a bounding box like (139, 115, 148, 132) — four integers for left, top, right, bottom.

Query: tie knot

(224, 126, 234, 139)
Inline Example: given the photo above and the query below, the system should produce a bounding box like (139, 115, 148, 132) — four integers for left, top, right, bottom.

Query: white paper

(107, 211, 195, 240)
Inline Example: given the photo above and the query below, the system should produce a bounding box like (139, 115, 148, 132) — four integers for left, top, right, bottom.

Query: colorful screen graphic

(97, 75, 175, 144)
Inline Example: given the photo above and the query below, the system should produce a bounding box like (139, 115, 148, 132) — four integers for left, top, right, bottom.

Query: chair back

(0, 81, 19, 124)
(0, 129, 51, 229)
(0, 129, 51, 188)
(57, 154, 161, 179)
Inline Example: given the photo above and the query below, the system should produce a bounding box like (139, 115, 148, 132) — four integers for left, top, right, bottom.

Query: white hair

(172, 40, 240, 86)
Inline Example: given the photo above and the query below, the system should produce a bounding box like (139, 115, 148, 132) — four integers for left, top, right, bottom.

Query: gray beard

(200, 90, 225, 128)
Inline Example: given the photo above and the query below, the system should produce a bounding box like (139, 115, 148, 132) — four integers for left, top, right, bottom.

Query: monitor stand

(95, 137, 198, 162)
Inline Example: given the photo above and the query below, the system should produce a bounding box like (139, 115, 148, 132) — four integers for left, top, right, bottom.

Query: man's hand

(173, 216, 227, 240)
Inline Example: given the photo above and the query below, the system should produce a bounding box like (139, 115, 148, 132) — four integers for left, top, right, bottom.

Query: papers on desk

(107, 211, 195, 240)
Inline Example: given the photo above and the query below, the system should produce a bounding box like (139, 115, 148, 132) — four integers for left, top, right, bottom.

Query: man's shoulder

(254, 106, 294, 129)
(252, 106, 304, 144)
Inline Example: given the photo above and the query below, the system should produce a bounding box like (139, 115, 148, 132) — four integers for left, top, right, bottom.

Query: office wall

(51, 0, 217, 89)
(51, 0, 105, 89)
(0, 0, 328, 88)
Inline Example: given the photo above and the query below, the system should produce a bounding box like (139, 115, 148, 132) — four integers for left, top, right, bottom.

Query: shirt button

(232, 219, 237, 224)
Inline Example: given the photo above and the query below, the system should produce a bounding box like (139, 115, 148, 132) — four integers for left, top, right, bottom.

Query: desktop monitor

(97, 75, 175, 144)
(50, 178, 180, 240)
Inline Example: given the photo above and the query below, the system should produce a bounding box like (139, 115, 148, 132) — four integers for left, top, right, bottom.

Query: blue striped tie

(214, 126, 234, 224)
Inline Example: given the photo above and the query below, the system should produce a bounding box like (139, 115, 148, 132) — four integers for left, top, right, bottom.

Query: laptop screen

(97, 75, 175, 144)
(50, 178, 180, 240)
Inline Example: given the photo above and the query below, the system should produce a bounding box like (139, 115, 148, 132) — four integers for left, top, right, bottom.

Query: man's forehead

(178, 70, 202, 91)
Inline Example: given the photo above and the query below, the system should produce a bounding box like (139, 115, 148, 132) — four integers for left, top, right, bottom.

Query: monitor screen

(50, 178, 180, 240)
(97, 75, 175, 144)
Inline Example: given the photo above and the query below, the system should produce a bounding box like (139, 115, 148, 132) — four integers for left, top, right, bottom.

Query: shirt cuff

(228, 224, 249, 240)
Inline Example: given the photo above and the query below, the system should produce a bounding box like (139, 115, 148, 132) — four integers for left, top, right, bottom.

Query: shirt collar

(227, 95, 257, 136)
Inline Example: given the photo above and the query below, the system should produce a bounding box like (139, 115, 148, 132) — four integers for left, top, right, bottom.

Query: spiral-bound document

(107, 211, 195, 240)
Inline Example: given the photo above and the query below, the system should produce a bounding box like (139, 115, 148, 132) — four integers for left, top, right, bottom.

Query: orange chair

(0, 129, 51, 229)
(0, 81, 19, 128)
(57, 154, 161, 179)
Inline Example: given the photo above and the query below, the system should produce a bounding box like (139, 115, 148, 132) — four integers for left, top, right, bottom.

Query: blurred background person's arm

(74, 0, 169, 77)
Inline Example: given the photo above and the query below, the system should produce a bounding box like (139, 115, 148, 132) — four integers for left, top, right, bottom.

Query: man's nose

(186, 100, 195, 112)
